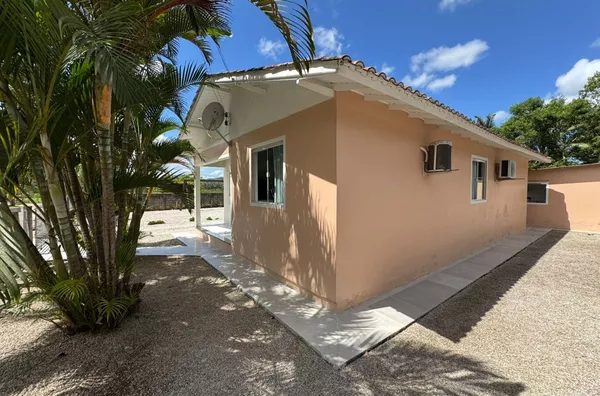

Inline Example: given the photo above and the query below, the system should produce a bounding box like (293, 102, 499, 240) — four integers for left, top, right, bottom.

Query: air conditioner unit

(426, 141, 452, 172)
(498, 159, 517, 179)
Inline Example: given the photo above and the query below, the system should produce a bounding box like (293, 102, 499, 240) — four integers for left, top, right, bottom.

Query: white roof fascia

(337, 64, 551, 163)
(212, 63, 340, 85)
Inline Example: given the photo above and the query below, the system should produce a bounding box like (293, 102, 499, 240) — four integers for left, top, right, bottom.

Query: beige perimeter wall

(334, 92, 529, 310)
(527, 164, 600, 232)
(230, 99, 338, 307)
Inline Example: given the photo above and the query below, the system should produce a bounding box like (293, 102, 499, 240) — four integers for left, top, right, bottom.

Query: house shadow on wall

(231, 143, 336, 309)
(420, 229, 567, 343)
(528, 186, 570, 230)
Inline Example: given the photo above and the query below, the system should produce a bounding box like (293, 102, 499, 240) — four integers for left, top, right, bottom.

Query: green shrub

(206, 216, 213, 221)
(147, 220, 165, 225)
(189, 217, 195, 222)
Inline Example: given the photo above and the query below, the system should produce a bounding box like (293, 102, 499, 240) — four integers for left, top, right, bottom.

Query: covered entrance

(194, 155, 232, 244)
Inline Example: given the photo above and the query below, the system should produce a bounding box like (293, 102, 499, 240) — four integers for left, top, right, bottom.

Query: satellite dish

(201, 102, 225, 131)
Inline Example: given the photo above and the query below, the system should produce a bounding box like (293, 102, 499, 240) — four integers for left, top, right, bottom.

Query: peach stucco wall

(230, 100, 338, 306)
(334, 92, 529, 309)
(527, 164, 600, 232)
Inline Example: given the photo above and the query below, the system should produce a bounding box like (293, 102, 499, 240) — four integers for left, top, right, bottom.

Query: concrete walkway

(136, 227, 550, 368)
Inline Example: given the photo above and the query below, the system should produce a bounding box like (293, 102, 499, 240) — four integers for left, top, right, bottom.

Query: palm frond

(150, 138, 196, 165)
(114, 168, 194, 209)
(250, 0, 315, 73)
(51, 278, 88, 303)
(116, 241, 136, 277)
(95, 297, 131, 325)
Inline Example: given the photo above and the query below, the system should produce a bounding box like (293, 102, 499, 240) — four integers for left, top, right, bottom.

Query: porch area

(193, 155, 232, 238)
(200, 223, 232, 244)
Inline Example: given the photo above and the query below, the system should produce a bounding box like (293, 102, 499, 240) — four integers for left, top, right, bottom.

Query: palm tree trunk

(31, 155, 66, 270)
(95, 72, 116, 297)
(65, 155, 96, 266)
(0, 77, 66, 272)
(127, 189, 145, 249)
(3, 70, 80, 280)
(80, 156, 104, 286)
(116, 108, 131, 247)
(39, 131, 83, 279)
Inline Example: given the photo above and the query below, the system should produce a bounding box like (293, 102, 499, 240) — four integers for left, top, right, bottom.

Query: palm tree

(476, 113, 496, 128)
(475, 113, 496, 129)
(0, 0, 315, 330)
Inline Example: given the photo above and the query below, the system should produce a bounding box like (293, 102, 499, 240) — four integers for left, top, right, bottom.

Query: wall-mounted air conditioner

(498, 159, 517, 179)
(425, 141, 452, 172)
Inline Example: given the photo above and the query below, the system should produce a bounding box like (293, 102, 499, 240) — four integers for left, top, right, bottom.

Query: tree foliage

(493, 74, 600, 168)
(0, 0, 314, 331)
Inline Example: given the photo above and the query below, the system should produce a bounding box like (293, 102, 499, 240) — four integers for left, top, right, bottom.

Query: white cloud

(314, 27, 344, 56)
(380, 62, 395, 75)
(494, 110, 510, 124)
(201, 168, 224, 179)
(402, 73, 434, 89)
(555, 58, 600, 98)
(257, 37, 285, 60)
(427, 75, 457, 91)
(401, 39, 488, 92)
(411, 39, 489, 73)
(439, 0, 475, 11)
(402, 72, 456, 92)
(544, 92, 578, 104)
(591, 38, 600, 48)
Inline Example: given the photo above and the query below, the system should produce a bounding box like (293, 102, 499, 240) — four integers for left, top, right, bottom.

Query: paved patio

(137, 227, 551, 367)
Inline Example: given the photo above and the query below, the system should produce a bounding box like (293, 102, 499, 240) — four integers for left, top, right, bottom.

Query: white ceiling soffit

(183, 61, 340, 130)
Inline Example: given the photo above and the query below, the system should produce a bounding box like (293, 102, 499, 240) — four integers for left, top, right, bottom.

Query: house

(182, 56, 551, 311)
(527, 163, 600, 232)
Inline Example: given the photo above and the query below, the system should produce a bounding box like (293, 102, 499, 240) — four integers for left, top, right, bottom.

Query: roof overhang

(186, 58, 551, 163)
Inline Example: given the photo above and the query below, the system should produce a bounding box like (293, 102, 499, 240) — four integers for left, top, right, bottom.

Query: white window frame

(470, 155, 488, 204)
(527, 181, 549, 205)
(249, 136, 286, 209)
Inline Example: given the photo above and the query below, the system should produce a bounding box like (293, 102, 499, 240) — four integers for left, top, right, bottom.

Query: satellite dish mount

(200, 102, 230, 146)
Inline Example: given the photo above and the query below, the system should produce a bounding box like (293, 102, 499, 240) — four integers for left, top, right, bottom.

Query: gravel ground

(138, 208, 224, 247)
(1, 230, 598, 395)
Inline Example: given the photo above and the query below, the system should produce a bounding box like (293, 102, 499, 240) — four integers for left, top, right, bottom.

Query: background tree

(578, 72, 600, 162)
(475, 113, 496, 129)
(580, 71, 600, 106)
(497, 94, 599, 168)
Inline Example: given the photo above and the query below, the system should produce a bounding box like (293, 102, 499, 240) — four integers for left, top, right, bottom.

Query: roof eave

(210, 59, 341, 85)
(337, 63, 552, 163)
(183, 56, 551, 163)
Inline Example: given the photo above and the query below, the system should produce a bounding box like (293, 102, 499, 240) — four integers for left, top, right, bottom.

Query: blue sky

(166, 0, 600, 177)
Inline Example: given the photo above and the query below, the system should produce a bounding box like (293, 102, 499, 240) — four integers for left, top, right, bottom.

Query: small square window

(251, 139, 285, 207)
(527, 182, 549, 204)
(471, 157, 488, 203)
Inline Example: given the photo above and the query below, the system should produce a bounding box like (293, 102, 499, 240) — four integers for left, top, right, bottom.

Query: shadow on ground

(420, 230, 567, 342)
(0, 255, 524, 396)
